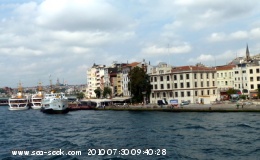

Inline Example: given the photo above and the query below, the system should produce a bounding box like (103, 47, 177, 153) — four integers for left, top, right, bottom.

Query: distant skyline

(1, 0, 260, 87)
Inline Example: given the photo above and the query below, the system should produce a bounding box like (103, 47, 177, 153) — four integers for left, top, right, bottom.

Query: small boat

(31, 82, 44, 109)
(41, 91, 69, 114)
(8, 83, 29, 111)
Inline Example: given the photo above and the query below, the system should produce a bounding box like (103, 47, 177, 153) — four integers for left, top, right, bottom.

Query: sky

(1, 0, 260, 87)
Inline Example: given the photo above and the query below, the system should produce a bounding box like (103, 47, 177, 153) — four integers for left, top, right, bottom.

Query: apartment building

(247, 65, 260, 98)
(86, 64, 106, 98)
(149, 63, 217, 104)
(216, 64, 235, 100)
(122, 62, 140, 97)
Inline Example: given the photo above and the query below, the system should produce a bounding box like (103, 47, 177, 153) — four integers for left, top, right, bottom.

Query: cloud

(208, 28, 260, 42)
(188, 54, 214, 64)
(141, 43, 191, 56)
(36, 0, 131, 31)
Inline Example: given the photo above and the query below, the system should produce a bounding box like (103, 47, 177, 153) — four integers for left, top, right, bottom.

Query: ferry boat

(8, 83, 29, 111)
(31, 83, 44, 109)
(41, 91, 69, 114)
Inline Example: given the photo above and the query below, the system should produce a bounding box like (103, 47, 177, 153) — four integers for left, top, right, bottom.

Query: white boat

(41, 92, 69, 114)
(8, 83, 29, 111)
(31, 83, 44, 109)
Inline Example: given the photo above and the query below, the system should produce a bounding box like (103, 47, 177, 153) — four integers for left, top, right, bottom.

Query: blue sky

(1, 0, 260, 87)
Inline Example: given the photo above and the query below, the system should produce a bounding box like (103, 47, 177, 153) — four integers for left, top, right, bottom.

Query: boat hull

(9, 106, 29, 111)
(41, 107, 69, 114)
(31, 105, 42, 110)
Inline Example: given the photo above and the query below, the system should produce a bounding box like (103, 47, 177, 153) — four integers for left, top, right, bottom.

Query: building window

(154, 77, 157, 82)
(194, 73, 197, 79)
(157, 93, 160, 98)
(257, 69, 260, 73)
(163, 92, 166, 97)
(160, 76, 163, 81)
(181, 83, 184, 88)
(201, 90, 204, 95)
(155, 84, 157, 89)
(257, 77, 260, 81)
(186, 74, 189, 79)
(161, 84, 164, 89)
(251, 84, 254, 89)
(213, 90, 215, 94)
(167, 76, 170, 81)
(201, 73, 203, 79)
(181, 92, 184, 97)
(195, 82, 197, 87)
(187, 91, 190, 97)
(235, 71, 239, 74)
(207, 90, 210, 95)
(213, 81, 215, 86)
(250, 69, 253, 74)
(250, 77, 253, 82)
(174, 83, 177, 88)
(187, 82, 190, 88)
(174, 75, 177, 80)
(207, 81, 209, 87)
(151, 77, 153, 82)
(152, 93, 154, 98)
(170, 92, 173, 97)
(180, 74, 183, 80)
(175, 92, 178, 97)
(206, 73, 209, 79)
(201, 82, 203, 87)
(195, 91, 197, 96)
(212, 73, 215, 79)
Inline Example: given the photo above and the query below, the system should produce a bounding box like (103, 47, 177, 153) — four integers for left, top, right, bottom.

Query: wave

(235, 123, 254, 129)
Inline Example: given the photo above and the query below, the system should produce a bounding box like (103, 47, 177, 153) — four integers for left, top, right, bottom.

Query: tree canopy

(94, 87, 102, 98)
(76, 92, 85, 100)
(103, 87, 112, 98)
(128, 66, 151, 103)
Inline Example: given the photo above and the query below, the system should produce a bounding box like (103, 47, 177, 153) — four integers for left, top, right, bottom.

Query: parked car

(181, 101, 190, 105)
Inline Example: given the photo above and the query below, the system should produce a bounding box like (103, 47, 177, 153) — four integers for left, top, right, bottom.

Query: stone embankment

(96, 101, 260, 112)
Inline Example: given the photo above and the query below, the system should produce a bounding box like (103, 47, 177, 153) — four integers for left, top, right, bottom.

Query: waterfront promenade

(96, 101, 260, 112)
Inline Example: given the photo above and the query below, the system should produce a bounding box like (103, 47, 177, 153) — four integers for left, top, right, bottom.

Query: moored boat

(41, 92, 69, 114)
(8, 83, 29, 111)
(31, 82, 44, 109)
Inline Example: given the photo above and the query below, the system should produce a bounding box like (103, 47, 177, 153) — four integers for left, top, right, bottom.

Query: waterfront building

(149, 62, 218, 105)
(216, 64, 235, 100)
(86, 64, 106, 98)
(122, 62, 139, 97)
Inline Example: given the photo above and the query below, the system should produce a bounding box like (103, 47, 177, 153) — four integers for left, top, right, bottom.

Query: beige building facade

(149, 63, 218, 105)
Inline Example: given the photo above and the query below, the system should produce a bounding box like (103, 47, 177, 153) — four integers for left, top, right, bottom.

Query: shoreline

(95, 103, 260, 112)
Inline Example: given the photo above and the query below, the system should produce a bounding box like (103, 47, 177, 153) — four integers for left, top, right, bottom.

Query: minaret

(246, 44, 250, 62)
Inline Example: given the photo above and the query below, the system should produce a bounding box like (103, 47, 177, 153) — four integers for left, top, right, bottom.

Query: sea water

(0, 106, 259, 160)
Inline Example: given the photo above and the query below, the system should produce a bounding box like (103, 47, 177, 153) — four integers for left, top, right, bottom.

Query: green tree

(128, 66, 152, 103)
(94, 87, 102, 98)
(76, 92, 85, 100)
(227, 88, 237, 96)
(103, 87, 112, 98)
(226, 88, 237, 97)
